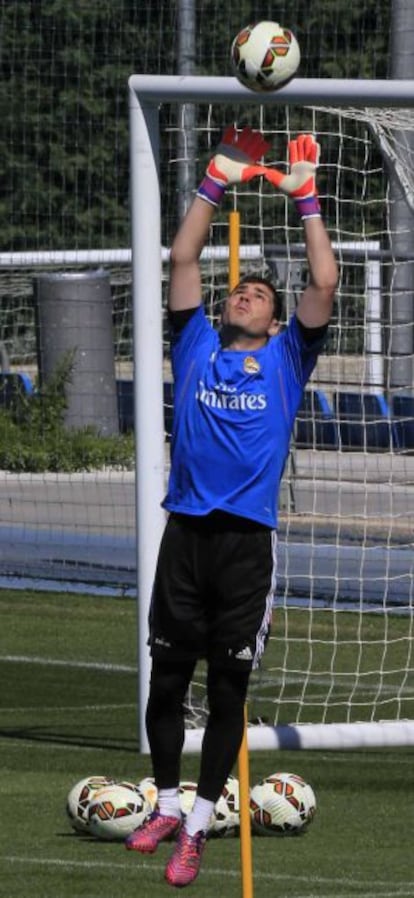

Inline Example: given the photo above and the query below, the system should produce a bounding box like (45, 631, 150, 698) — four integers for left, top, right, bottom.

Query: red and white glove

(261, 134, 321, 220)
(197, 125, 270, 207)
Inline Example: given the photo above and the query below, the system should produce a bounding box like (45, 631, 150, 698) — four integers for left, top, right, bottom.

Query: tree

(0, 0, 391, 252)
(0, 0, 176, 250)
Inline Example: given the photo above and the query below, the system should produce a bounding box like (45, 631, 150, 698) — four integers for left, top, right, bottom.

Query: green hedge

(0, 359, 134, 473)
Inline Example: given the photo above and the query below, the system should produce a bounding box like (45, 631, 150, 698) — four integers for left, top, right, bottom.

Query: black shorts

(149, 511, 277, 670)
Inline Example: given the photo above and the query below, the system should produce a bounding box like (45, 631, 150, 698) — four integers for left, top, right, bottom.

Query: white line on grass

(286, 892, 414, 898)
(4, 655, 413, 700)
(258, 675, 414, 697)
(4, 656, 412, 702)
(0, 654, 135, 673)
(0, 703, 135, 713)
(2, 855, 414, 895)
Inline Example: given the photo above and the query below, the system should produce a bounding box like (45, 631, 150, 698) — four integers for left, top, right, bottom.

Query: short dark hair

(234, 275, 283, 321)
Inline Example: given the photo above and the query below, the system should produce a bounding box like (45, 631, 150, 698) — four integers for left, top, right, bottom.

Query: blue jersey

(163, 306, 325, 528)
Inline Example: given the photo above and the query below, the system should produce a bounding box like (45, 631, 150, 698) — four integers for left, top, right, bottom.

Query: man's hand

(197, 125, 270, 206)
(207, 125, 270, 185)
(260, 134, 322, 218)
(197, 128, 322, 219)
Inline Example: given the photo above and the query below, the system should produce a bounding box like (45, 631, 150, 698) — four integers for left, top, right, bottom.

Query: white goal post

(128, 74, 414, 753)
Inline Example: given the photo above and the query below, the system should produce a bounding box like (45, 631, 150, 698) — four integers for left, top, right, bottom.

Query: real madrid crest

(243, 355, 261, 375)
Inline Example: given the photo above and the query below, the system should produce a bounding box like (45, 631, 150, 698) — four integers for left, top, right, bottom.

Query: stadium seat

(333, 391, 399, 450)
(163, 380, 174, 441)
(116, 379, 134, 433)
(0, 372, 34, 410)
(116, 379, 174, 437)
(391, 394, 414, 451)
(295, 389, 338, 449)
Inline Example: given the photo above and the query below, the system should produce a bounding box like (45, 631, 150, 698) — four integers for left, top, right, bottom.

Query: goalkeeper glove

(197, 125, 270, 207)
(260, 133, 321, 220)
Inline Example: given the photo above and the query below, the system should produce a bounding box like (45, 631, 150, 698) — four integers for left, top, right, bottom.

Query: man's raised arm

(260, 133, 338, 327)
(298, 215, 338, 328)
(168, 126, 271, 312)
(168, 197, 215, 313)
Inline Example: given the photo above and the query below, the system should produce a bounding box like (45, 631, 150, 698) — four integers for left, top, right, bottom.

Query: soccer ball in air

(231, 21, 300, 93)
(88, 783, 150, 841)
(209, 775, 240, 838)
(250, 771, 316, 836)
(66, 775, 115, 833)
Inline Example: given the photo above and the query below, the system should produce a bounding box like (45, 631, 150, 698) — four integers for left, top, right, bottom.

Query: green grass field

(1, 589, 414, 898)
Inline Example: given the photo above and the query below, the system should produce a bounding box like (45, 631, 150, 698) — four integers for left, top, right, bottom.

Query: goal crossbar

(129, 74, 414, 107)
(128, 75, 414, 754)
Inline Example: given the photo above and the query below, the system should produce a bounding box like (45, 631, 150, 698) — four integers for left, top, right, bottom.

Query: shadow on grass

(0, 726, 138, 752)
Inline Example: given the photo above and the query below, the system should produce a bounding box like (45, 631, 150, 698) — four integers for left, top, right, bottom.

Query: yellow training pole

(238, 705, 254, 898)
(228, 208, 241, 293)
(228, 208, 254, 898)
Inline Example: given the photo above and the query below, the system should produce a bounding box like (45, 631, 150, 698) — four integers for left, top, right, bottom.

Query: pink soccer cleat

(125, 810, 181, 854)
(164, 828, 206, 887)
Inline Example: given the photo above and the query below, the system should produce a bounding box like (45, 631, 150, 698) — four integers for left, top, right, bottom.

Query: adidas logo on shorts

(233, 646, 253, 661)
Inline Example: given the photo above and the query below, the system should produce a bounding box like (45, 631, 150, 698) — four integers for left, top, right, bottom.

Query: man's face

(222, 281, 279, 338)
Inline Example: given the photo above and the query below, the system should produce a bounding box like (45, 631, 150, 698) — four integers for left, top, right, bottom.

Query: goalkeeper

(126, 125, 338, 886)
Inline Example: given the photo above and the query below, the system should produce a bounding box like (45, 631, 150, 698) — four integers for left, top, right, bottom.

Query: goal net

(129, 76, 414, 751)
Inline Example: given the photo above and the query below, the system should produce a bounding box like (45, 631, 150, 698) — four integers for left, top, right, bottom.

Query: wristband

(197, 174, 226, 207)
(294, 195, 321, 220)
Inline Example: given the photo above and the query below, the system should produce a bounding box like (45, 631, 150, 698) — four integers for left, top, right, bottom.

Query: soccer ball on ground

(88, 783, 151, 841)
(250, 771, 316, 836)
(66, 775, 115, 833)
(178, 780, 198, 818)
(116, 779, 147, 795)
(138, 776, 158, 811)
(209, 775, 240, 838)
(231, 21, 300, 93)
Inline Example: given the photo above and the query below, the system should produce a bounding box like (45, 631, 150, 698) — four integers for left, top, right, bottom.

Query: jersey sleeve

(275, 313, 327, 387)
(170, 304, 217, 382)
(168, 306, 200, 334)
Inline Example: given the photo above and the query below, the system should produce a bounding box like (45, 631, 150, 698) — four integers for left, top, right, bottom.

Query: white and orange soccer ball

(66, 775, 115, 833)
(250, 771, 316, 836)
(138, 776, 158, 812)
(209, 775, 240, 838)
(87, 782, 151, 841)
(178, 780, 198, 818)
(231, 21, 300, 92)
